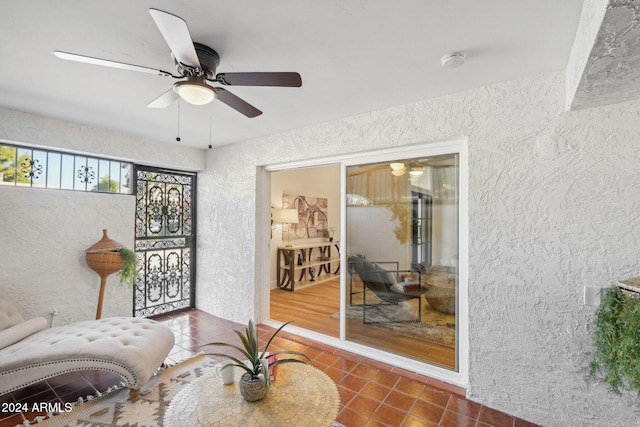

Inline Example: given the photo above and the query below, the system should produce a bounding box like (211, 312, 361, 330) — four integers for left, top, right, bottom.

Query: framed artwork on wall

(282, 194, 328, 241)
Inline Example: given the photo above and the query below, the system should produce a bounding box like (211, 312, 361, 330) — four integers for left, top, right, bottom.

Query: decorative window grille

(0, 143, 132, 194)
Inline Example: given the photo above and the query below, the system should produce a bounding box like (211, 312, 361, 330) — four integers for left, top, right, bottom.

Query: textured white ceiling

(0, 1, 586, 149)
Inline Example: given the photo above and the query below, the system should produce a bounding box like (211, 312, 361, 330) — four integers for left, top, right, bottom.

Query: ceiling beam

(566, 0, 640, 110)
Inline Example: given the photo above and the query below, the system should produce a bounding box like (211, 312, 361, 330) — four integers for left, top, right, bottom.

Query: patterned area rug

(334, 297, 456, 348)
(32, 355, 344, 427)
(33, 355, 216, 427)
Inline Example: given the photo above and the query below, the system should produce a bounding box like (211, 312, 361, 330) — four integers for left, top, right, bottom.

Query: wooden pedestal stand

(85, 229, 125, 319)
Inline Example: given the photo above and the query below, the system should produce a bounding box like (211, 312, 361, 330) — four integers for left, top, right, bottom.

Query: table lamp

(273, 208, 299, 247)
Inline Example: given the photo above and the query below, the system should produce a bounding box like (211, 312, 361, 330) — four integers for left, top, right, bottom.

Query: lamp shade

(273, 208, 299, 224)
(281, 209, 299, 224)
(272, 208, 282, 223)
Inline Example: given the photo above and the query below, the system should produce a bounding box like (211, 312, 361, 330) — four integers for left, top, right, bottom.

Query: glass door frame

(256, 138, 469, 388)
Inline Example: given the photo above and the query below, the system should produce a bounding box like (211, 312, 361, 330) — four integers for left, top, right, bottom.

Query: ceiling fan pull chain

(176, 101, 181, 142)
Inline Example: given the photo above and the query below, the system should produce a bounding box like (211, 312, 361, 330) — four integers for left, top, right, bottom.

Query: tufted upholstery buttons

(0, 316, 175, 396)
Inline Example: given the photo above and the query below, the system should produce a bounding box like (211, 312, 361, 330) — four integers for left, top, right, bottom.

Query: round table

(164, 363, 340, 427)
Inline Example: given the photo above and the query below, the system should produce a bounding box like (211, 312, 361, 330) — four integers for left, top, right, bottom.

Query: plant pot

(85, 229, 127, 319)
(85, 251, 126, 277)
(85, 229, 126, 278)
(239, 373, 267, 402)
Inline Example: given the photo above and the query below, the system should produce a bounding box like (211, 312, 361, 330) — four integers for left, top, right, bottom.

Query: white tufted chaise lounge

(0, 295, 175, 402)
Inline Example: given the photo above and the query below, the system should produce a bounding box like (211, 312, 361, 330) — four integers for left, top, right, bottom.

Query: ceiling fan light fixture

(174, 81, 216, 105)
(409, 167, 423, 177)
(390, 162, 406, 176)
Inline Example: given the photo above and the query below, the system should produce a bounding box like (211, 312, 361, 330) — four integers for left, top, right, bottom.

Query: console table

(164, 363, 340, 427)
(277, 242, 340, 291)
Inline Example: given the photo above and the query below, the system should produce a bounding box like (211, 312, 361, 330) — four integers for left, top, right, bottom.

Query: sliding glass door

(345, 153, 460, 370)
(261, 141, 466, 380)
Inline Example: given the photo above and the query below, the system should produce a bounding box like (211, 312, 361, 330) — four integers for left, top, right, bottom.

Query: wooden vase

(85, 229, 125, 319)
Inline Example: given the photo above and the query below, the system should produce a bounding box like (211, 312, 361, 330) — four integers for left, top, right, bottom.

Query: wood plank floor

(270, 278, 456, 369)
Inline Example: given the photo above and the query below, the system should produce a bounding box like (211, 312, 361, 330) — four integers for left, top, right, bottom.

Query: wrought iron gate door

(134, 167, 196, 317)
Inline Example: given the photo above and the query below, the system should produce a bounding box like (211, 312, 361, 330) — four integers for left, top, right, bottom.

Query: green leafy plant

(117, 248, 137, 286)
(590, 286, 640, 394)
(203, 319, 310, 386)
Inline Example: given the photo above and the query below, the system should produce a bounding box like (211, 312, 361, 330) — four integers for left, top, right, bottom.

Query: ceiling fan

(53, 8, 302, 118)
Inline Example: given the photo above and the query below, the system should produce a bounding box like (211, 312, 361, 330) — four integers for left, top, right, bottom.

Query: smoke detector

(441, 52, 465, 69)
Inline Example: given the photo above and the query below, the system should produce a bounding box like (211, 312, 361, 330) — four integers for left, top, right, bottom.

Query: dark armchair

(349, 256, 423, 324)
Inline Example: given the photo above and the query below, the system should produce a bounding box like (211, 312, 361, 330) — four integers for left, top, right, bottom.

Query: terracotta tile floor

(0, 309, 539, 427)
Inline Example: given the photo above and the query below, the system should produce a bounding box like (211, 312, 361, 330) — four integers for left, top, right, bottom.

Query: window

(0, 143, 132, 194)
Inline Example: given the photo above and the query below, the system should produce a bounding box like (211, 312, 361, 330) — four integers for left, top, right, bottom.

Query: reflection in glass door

(411, 191, 432, 271)
(346, 154, 459, 370)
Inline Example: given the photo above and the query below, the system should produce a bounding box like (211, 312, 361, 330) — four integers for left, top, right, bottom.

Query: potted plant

(85, 229, 138, 319)
(590, 286, 640, 395)
(203, 319, 310, 402)
(117, 247, 138, 286)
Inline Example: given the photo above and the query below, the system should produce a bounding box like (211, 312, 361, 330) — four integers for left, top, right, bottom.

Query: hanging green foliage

(117, 248, 138, 286)
(590, 286, 640, 395)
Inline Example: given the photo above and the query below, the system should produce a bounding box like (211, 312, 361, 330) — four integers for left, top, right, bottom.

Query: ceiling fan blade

(216, 72, 302, 87)
(53, 51, 173, 76)
(149, 9, 201, 69)
(215, 88, 262, 118)
(147, 88, 180, 108)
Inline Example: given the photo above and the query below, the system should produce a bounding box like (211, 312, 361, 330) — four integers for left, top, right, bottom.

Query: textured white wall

(0, 107, 205, 171)
(197, 71, 640, 426)
(347, 206, 406, 266)
(567, 0, 640, 110)
(0, 107, 205, 324)
(0, 187, 134, 324)
(566, 0, 609, 109)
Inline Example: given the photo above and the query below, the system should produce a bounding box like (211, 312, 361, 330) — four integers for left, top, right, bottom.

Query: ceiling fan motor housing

(174, 42, 220, 79)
